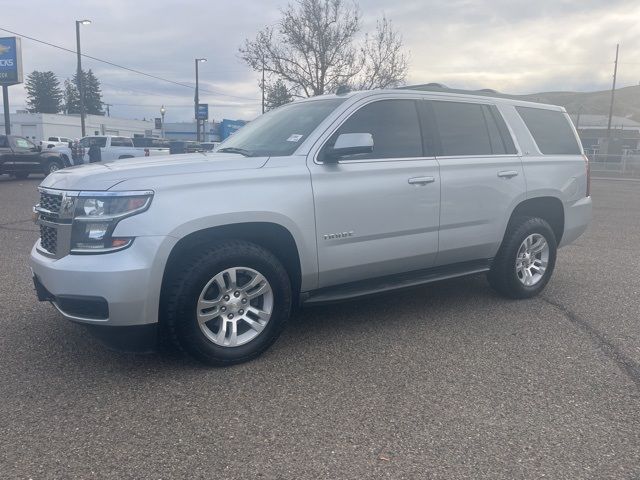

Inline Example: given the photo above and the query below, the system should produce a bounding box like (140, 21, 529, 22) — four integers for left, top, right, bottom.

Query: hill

(408, 83, 640, 122)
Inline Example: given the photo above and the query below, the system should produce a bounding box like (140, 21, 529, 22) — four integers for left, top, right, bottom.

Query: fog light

(86, 223, 108, 240)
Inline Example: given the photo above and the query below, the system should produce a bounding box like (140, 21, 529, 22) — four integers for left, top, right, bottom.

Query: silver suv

(30, 89, 592, 365)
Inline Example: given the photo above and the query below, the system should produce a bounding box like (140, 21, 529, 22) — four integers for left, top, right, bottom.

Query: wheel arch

(507, 196, 565, 244)
(161, 222, 303, 304)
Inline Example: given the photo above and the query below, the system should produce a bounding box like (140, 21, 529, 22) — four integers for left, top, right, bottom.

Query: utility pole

(2, 85, 10, 135)
(194, 58, 207, 142)
(104, 103, 111, 117)
(75, 20, 91, 137)
(605, 43, 619, 153)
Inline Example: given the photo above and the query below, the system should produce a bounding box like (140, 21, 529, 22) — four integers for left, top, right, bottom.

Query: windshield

(218, 98, 346, 157)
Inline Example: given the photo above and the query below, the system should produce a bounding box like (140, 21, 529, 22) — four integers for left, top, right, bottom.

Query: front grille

(39, 224, 57, 254)
(39, 192, 62, 214)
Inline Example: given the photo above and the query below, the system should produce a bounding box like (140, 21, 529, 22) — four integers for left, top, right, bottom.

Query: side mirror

(324, 133, 373, 162)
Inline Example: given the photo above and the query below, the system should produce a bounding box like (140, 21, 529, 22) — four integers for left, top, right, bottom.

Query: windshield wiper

(216, 147, 252, 157)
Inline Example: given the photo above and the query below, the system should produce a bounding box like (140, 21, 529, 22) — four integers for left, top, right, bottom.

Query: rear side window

(432, 101, 500, 156)
(328, 99, 423, 160)
(516, 107, 581, 155)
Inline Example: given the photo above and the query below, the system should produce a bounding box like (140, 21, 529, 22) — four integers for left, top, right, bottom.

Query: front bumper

(29, 235, 175, 328)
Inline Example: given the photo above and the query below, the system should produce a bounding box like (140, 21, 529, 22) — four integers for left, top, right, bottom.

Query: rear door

(426, 99, 526, 265)
(309, 97, 441, 287)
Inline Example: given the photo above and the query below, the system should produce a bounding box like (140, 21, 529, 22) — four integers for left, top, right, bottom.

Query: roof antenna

(335, 85, 351, 95)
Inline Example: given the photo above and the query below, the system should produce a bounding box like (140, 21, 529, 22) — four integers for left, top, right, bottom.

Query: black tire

(488, 217, 557, 299)
(11, 172, 29, 180)
(163, 240, 292, 366)
(47, 160, 63, 174)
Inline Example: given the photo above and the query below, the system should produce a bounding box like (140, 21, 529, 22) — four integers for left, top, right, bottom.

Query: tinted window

(48, 137, 58, 141)
(0, 135, 7, 148)
(111, 137, 133, 147)
(516, 107, 581, 155)
(327, 99, 422, 160)
(432, 101, 493, 156)
(80, 137, 107, 148)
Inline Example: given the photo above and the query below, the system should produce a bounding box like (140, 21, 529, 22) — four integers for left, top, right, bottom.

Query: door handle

(497, 170, 519, 178)
(408, 176, 436, 185)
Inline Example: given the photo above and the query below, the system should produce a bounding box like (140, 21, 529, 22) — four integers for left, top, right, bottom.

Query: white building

(1, 112, 159, 142)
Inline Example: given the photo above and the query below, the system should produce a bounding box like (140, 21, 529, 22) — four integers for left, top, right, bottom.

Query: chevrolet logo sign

(0, 45, 9, 55)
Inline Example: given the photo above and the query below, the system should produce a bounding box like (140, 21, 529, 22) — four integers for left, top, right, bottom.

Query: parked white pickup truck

(40, 136, 72, 149)
(52, 135, 162, 164)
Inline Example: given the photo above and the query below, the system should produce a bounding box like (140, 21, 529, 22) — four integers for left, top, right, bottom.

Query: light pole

(160, 105, 166, 138)
(194, 58, 207, 141)
(75, 19, 91, 137)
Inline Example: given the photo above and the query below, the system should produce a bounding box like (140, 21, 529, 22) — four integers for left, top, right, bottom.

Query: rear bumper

(560, 196, 592, 247)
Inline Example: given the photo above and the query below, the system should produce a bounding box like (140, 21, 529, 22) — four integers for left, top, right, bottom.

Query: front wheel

(488, 217, 557, 299)
(10, 172, 29, 180)
(163, 241, 292, 366)
(47, 160, 63, 175)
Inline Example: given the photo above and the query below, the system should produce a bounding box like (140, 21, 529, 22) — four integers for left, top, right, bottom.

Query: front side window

(516, 106, 581, 155)
(14, 137, 35, 149)
(323, 99, 423, 160)
(218, 98, 346, 157)
(111, 137, 133, 147)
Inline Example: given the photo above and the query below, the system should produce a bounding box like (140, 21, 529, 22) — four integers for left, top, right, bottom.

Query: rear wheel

(163, 240, 292, 366)
(488, 217, 557, 299)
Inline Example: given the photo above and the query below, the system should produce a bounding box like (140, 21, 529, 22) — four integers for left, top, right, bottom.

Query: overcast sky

(2, 0, 640, 123)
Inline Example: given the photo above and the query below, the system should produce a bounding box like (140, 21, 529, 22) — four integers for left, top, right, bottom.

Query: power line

(0, 26, 259, 101)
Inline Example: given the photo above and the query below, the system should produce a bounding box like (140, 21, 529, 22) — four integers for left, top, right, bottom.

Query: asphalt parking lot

(0, 175, 639, 479)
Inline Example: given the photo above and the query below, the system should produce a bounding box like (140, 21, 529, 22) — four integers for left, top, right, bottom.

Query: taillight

(583, 154, 591, 197)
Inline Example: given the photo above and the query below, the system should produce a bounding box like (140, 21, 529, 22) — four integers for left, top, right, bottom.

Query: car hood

(40, 153, 269, 191)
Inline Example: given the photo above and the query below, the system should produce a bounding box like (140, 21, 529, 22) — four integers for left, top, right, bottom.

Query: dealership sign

(196, 103, 208, 120)
(0, 37, 23, 85)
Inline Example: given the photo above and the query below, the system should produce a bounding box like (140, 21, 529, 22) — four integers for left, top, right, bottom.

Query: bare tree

(356, 16, 408, 90)
(240, 0, 408, 98)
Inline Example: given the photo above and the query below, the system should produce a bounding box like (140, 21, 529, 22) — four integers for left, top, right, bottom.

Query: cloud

(2, 0, 640, 121)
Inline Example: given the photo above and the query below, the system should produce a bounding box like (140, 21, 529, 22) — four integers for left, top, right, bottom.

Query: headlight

(70, 191, 153, 253)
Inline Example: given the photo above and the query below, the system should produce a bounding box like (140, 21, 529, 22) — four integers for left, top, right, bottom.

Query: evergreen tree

(265, 79, 293, 111)
(25, 71, 63, 113)
(72, 69, 104, 115)
(63, 79, 80, 114)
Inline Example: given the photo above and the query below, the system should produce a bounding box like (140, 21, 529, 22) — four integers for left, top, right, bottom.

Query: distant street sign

(196, 103, 209, 120)
(154, 117, 162, 129)
(0, 37, 23, 85)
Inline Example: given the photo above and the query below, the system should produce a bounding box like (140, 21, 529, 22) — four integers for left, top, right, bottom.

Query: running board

(302, 260, 491, 306)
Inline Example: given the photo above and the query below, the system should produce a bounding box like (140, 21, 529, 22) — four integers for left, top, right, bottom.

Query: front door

(9, 136, 41, 173)
(309, 98, 441, 288)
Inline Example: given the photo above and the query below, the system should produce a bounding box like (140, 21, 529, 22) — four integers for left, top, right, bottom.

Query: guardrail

(586, 153, 640, 178)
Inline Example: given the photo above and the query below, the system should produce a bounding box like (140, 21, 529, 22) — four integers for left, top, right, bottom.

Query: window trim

(313, 97, 431, 165)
